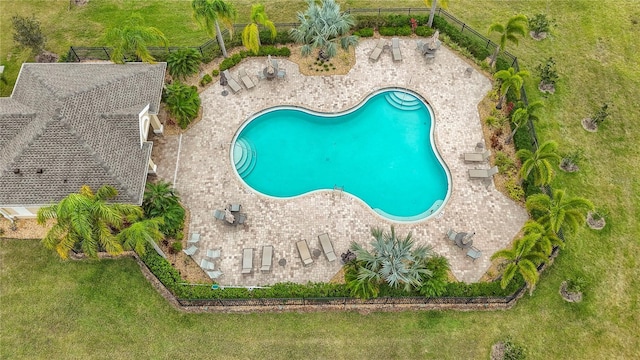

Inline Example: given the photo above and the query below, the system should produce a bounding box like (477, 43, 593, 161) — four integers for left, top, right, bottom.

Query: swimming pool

(231, 88, 450, 222)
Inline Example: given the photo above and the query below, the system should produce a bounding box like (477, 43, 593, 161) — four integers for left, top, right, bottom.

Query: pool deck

(151, 38, 528, 285)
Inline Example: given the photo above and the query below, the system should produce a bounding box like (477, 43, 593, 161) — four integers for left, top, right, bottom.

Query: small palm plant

(494, 67, 529, 110)
(191, 0, 237, 58)
(526, 189, 594, 236)
(350, 226, 433, 293)
(522, 220, 563, 256)
(505, 101, 543, 144)
(167, 48, 202, 80)
(163, 83, 201, 129)
(487, 14, 528, 67)
(517, 140, 561, 186)
(290, 0, 358, 59)
(143, 181, 185, 238)
(491, 234, 547, 295)
(105, 13, 168, 64)
(242, 3, 276, 54)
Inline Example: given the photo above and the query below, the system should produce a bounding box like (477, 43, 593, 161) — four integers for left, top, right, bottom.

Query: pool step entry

(233, 138, 257, 178)
(384, 91, 422, 111)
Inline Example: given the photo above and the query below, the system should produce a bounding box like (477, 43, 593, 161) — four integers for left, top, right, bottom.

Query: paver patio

(151, 38, 528, 285)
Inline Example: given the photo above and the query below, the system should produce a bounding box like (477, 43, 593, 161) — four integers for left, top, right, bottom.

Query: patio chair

(261, 245, 273, 272)
(183, 245, 198, 256)
(257, 70, 266, 80)
(236, 213, 247, 225)
(238, 69, 255, 89)
(187, 232, 200, 245)
(229, 204, 242, 212)
(207, 248, 221, 259)
(464, 149, 491, 163)
(277, 69, 286, 79)
(200, 258, 215, 271)
(242, 248, 253, 274)
(391, 37, 402, 62)
(468, 166, 499, 179)
(416, 39, 425, 52)
(466, 246, 482, 261)
(318, 233, 337, 262)
(222, 70, 242, 93)
(446, 229, 458, 242)
(213, 209, 225, 221)
(369, 38, 385, 61)
(206, 270, 223, 279)
(296, 239, 313, 266)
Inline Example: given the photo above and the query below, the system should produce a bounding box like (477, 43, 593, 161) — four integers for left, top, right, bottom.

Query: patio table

(455, 232, 473, 249)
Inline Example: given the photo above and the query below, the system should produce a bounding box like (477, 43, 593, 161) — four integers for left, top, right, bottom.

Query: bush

(199, 74, 212, 87)
(502, 338, 527, 360)
(379, 27, 396, 36)
(495, 57, 512, 72)
(11, 15, 45, 54)
(163, 82, 200, 129)
(219, 46, 290, 71)
(354, 15, 386, 30)
(529, 13, 552, 36)
(505, 175, 525, 201)
(139, 244, 182, 289)
(396, 26, 413, 36)
(212, 69, 219, 77)
(169, 241, 182, 254)
(415, 26, 434, 37)
(167, 48, 202, 80)
(495, 151, 516, 172)
(354, 28, 374, 37)
(536, 57, 558, 86)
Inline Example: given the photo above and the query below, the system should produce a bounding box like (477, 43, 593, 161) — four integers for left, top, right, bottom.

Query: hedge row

(219, 46, 291, 71)
(139, 243, 523, 301)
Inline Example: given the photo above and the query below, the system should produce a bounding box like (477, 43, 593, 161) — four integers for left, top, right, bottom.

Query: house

(0, 62, 167, 220)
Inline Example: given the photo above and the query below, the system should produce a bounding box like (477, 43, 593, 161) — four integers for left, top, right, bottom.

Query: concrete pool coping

(151, 38, 529, 285)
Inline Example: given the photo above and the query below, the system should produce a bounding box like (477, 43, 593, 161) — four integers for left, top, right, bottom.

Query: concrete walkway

(151, 38, 528, 286)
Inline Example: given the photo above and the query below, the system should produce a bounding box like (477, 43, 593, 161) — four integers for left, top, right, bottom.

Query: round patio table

(263, 67, 276, 80)
(455, 232, 473, 249)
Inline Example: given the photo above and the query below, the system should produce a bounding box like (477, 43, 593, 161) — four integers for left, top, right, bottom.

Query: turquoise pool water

(232, 88, 450, 222)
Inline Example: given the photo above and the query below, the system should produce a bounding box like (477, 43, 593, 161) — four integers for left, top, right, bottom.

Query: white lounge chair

(183, 245, 197, 256)
(464, 150, 491, 162)
(466, 246, 482, 261)
(238, 69, 255, 89)
(187, 232, 200, 245)
(318, 233, 337, 262)
(296, 240, 313, 266)
(222, 69, 242, 93)
(261, 245, 273, 272)
(391, 37, 402, 61)
(213, 209, 225, 221)
(276, 69, 286, 79)
(469, 166, 499, 178)
(369, 38, 385, 61)
(206, 270, 223, 279)
(200, 258, 215, 271)
(207, 249, 221, 259)
(242, 248, 253, 274)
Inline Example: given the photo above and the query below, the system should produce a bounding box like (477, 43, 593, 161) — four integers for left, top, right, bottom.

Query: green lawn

(2, 1, 640, 359)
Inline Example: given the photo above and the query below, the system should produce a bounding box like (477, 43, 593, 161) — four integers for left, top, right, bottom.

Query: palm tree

(163, 82, 201, 129)
(37, 185, 142, 259)
(522, 220, 563, 256)
(242, 3, 276, 55)
(505, 101, 543, 144)
(424, 0, 449, 28)
(526, 189, 595, 236)
(487, 14, 528, 67)
(105, 14, 168, 64)
(345, 262, 379, 299)
(142, 181, 185, 238)
(491, 234, 547, 295)
(117, 217, 165, 255)
(350, 226, 433, 292)
(290, 0, 358, 60)
(166, 48, 202, 80)
(517, 140, 561, 186)
(191, 0, 237, 58)
(494, 67, 529, 109)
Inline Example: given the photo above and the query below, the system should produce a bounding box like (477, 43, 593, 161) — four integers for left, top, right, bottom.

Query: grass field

(1, 0, 640, 359)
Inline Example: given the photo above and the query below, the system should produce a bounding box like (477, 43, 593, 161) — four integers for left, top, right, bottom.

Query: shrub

(536, 57, 558, 86)
(505, 175, 525, 202)
(139, 243, 182, 289)
(169, 241, 182, 254)
(379, 27, 396, 36)
(415, 26, 434, 37)
(419, 256, 450, 297)
(212, 69, 219, 77)
(502, 338, 527, 360)
(396, 26, 413, 36)
(11, 15, 45, 54)
(529, 13, 553, 36)
(167, 48, 202, 80)
(354, 15, 386, 30)
(219, 46, 290, 72)
(163, 82, 200, 129)
(353, 28, 374, 37)
(199, 74, 212, 87)
(495, 151, 516, 172)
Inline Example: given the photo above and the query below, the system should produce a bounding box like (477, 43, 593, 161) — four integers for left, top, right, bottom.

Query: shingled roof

(0, 62, 166, 206)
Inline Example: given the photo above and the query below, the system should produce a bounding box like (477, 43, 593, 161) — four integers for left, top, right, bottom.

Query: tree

(522, 220, 562, 256)
(487, 14, 528, 67)
(494, 67, 529, 109)
(505, 101, 543, 144)
(290, 0, 358, 60)
(517, 140, 561, 186)
(163, 82, 201, 129)
(491, 234, 547, 295)
(191, 0, 237, 58)
(350, 226, 433, 292)
(242, 3, 276, 54)
(105, 14, 168, 64)
(526, 189, 595, 236)
(37, 185, 142, 259)
(167, 48, 202, 80)
(143, 181, 185, 238)
(345, 261, 379, 299)
(117, 217, 165, 255)
(424, 0, 449, 28)
(11, 15, 45, 54)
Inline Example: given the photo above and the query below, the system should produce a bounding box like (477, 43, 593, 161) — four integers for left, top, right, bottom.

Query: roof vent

(36, 168, 44, 174)
(13, 169, 20, 174)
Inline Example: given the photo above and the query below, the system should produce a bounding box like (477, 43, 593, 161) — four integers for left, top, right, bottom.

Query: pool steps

(384, 91, 422, 111)
(233, 138, 257, 178)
